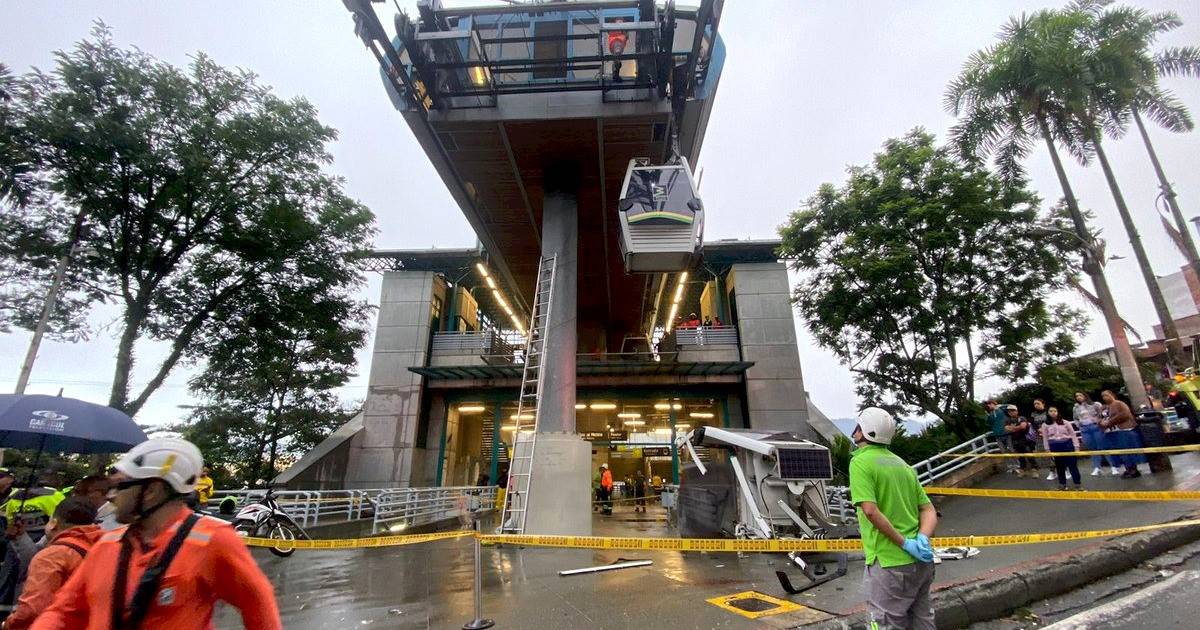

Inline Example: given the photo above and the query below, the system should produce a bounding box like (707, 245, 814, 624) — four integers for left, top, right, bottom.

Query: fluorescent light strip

(623, 420, 646, 427)
(689, 412, 714, 419)
(590, 403, 617, 410)
(617, 412, 641, 419)
(459, 405, 486, 413)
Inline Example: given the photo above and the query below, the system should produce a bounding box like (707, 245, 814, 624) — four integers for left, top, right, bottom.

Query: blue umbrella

(0, 394, 147, 454)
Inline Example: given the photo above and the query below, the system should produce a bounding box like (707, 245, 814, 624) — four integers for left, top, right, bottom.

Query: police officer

(850, 408, 938, 630)
(32, 438, 280, 630)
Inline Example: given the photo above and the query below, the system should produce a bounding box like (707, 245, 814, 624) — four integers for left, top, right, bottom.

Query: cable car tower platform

(343, 0, 725, 535)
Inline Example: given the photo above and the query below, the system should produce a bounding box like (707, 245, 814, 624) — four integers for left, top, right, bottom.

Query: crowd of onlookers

(983, 390, 1147, 491)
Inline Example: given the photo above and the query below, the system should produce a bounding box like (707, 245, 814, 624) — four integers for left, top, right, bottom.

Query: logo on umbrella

(29, 410, 69, 432)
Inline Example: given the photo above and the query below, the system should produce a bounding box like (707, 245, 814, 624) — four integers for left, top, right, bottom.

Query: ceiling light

(675, 423, 691, 430)
(666, 303, 680, 332)
(590, 403, 616, 410)
(510, 414, 534, 421)
(673, 282, 684, 304)
(501, 425, 518, 432)
(468, 65, 488, 87)
(623, 419, 645, 427)
(617, 412, 641, 419)
(575, 403, 587, 410)
(652, 427, 672, 434)
(689, 412, 714, 419)
(654, 403, 670, 410)
(459, 405, 486, 413)
(475, 263, 489, 277)
(486, 277, 496, 289)
(672, 403, 682, 410)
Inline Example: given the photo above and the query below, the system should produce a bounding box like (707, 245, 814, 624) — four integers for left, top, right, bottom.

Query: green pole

(670, 405, 679, 484)
(489, 401, 502, 484)
(436, 404, 449, 486)
(721, 397, 732, 428)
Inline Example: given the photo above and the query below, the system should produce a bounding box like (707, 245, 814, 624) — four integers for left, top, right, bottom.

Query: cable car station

(282, 0, 840, 537)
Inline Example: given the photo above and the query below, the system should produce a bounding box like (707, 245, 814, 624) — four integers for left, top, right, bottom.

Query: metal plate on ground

(705, 591, 808, 620)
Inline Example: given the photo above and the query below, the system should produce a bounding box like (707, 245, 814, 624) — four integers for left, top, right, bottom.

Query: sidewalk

(217, 453, 1200, 629)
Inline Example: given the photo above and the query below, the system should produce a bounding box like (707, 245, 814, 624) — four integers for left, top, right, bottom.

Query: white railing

(372, 486, 497, 534)
(911, 433, 999, 486)
(675, 325, 738, 346)
(208, 488, 394, 528)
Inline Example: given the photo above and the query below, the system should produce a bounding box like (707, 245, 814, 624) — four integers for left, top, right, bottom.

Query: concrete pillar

(731, 262, 819, 442)
(519, 166, 591, 535)
(538, 167, 578, 433)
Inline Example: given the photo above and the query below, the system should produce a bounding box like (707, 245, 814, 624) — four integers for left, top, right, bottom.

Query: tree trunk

(1039, 117, 1149, 410)
(1133, 109, 1200, 287)
(1090, 131, 1184, 368)
(108, 301, 147, 412)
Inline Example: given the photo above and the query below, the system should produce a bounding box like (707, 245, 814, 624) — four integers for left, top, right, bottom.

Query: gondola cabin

(617, 158, 704, 273)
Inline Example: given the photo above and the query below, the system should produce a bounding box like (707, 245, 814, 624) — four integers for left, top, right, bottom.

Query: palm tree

(1076, 1, 1200, 300)
(945, 9, 1149, 409)
(1049, 1, 1186, 366)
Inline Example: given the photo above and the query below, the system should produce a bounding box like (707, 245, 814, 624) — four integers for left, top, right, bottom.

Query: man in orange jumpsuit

(32, 438, 281, 630)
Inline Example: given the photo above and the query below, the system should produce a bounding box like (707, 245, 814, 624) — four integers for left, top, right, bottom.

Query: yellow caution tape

(242, 529, 473, 549)
(482, 518, 1200, 552)
(241, 518, 1200, 552)
(943, 444, 1200, 458)
(924, 487, 1200, 501)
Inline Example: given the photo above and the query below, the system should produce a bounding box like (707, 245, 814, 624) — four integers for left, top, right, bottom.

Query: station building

(281, 0, 838, 532)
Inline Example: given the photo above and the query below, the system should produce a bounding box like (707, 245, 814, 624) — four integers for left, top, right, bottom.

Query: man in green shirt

(849, 407, 938, 630)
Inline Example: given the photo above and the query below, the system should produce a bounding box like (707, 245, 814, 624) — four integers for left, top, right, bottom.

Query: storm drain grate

(705, 591, 807, 620)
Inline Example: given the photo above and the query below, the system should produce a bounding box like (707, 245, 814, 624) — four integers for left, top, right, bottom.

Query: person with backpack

(1002, 405, 1036, 476)
(31, 438, 281, 630)
(4, 498, 101, 630)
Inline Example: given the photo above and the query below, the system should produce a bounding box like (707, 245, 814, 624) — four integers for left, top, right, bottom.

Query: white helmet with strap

(114, 438, 203, 495)
(856, 407, 897, 445)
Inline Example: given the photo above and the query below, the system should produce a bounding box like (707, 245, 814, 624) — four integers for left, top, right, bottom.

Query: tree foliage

(173, 284, 370, 487)
(779, 130, 1084, 438)
(0, 25, 375, 415)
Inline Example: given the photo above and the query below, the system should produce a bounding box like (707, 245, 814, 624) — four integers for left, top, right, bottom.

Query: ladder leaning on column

(498, 254, 557, 535)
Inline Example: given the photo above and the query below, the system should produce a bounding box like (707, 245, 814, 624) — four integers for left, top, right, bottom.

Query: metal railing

(674, 325, 738, 346)
(911, 433, 999, 486)
(431, 330, 514, 355)
(372, 486, 497, 534)
(208, 488, 394, 528)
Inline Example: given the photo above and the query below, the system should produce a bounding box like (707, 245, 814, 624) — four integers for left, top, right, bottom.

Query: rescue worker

(194, 467, 215, 508)
(5, 497, 102, 630)
(850, 407, 938, 630)
(4, 485, 66, 541)
(599, 464, 614, 516)
(31, 438, 281, 630)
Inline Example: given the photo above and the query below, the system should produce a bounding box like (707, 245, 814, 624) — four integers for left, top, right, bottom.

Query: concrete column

(537, 167, 579, 433)
(518, 165, 591, 535)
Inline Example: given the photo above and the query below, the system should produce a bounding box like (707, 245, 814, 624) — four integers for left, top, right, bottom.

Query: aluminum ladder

(499, 254, 557, 535)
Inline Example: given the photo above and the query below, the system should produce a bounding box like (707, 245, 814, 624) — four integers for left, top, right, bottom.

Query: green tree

(945, 9, 1150, 410)
(0, 25, 374, 415)
(779, 130, 1083, 439)
(174, 284, 370, 486)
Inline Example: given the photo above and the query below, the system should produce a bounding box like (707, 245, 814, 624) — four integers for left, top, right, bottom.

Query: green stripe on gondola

(627, 211, 695, 225)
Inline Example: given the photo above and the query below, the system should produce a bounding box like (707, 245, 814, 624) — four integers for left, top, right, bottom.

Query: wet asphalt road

(214, 453, 1200, 629)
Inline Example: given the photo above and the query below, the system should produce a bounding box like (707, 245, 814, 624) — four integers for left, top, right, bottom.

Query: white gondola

(617, 157, 704, 273)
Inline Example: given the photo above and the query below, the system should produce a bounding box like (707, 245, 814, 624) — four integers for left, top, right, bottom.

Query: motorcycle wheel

(266, 518, 297, 557)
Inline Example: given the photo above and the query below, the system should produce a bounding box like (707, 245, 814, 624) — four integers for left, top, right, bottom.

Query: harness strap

(111, 513, 200, 630)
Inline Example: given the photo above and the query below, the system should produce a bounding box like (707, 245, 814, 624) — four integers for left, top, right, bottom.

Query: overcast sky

(2, 1, 1198, 427)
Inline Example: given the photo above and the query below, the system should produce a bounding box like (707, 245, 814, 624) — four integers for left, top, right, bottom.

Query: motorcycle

(231, 487, 310, 557)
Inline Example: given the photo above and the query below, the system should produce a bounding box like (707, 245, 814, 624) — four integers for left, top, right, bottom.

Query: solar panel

(775, 447, 833, 480)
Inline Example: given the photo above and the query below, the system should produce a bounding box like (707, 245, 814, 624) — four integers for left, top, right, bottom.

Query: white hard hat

(601, 463, 609, 469)
(114, 438, 204, 494)
(856, 407, 897, 445)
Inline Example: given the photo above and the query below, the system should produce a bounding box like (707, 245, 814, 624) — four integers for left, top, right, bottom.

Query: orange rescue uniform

(31, 505, 280, 630)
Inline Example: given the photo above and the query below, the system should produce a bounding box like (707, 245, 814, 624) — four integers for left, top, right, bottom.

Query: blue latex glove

(902, 536, 934, 563)
(916, 533, 934, 563)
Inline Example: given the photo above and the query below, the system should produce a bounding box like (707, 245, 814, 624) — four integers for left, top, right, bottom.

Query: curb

(797, 510, 1200, 630)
